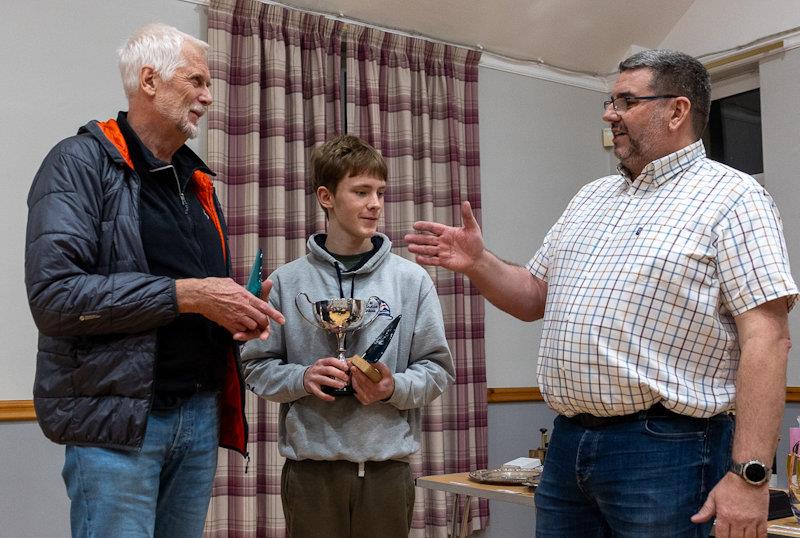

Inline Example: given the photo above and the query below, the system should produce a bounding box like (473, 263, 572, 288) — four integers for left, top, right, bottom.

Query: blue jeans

(62, 393, 220, 538)
(535, 407, 733, 537)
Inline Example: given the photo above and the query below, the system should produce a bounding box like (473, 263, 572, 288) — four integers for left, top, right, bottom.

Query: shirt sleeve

(717, 186, 798, 316)
(526, 214, 564, 282)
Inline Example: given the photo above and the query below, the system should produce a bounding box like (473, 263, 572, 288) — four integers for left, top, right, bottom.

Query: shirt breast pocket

(629, 224, 717, 303)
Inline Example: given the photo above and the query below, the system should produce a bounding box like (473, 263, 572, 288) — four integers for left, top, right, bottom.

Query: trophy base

(322, 385, 355, 396)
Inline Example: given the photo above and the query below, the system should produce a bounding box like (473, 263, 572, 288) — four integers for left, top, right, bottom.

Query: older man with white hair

(25, 23, 284, 537)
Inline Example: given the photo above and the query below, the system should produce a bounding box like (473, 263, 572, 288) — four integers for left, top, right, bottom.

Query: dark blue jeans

(62, 393, 220, 537)
(535, 407, 733, 537)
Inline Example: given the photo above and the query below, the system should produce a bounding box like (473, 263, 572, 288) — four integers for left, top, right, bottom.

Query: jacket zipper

(150, 164, 189, 214)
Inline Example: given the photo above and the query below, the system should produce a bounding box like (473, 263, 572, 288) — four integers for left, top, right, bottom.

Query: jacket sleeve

(25, 143, 177, 337)
(241, 279, 309, 403)
(385, 276, 455, 410)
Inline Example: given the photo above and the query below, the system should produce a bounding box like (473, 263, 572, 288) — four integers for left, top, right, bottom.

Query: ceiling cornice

(480, 53, 609, 93)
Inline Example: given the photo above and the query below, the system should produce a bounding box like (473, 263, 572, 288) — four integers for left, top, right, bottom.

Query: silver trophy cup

(295, 293, 382, 395)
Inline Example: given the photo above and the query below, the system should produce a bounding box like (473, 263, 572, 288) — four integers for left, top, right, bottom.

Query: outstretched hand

(404, 201, 484, 275)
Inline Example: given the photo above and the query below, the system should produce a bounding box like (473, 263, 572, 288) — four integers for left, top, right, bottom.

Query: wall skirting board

(4, 389, 800, 420)
(0, 400, 36, 421)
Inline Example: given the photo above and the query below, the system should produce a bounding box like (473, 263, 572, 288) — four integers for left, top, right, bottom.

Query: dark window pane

(703, 88, 763, 175)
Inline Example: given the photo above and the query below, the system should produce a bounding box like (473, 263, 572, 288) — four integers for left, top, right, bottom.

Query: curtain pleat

(207, 0, 485, 535)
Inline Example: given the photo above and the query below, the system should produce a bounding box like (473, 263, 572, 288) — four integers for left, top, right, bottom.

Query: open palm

(404, 201, 484, 274)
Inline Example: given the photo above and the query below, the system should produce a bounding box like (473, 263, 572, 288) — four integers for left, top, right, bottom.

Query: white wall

(760, 48, 800, 383)
(659, 0, 800, 57)
(0, 0, 207, 400)
(478, 67, 611, 387)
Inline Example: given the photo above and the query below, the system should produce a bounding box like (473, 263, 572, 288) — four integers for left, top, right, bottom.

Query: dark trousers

(281, 459, 415, 538)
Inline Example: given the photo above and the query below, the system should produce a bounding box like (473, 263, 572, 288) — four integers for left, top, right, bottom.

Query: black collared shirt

(117, 112, 229, 408)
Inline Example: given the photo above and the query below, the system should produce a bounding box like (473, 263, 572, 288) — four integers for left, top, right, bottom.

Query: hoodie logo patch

(366, 299, 392, 318)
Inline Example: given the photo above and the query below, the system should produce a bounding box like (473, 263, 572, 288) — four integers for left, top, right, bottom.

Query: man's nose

(602, 106, 620, 123)
(199, 86, 212, 106)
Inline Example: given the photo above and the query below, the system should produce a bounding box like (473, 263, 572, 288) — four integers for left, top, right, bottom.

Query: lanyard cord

(333, 262, 356, 299)
(333, 262, 356, 350)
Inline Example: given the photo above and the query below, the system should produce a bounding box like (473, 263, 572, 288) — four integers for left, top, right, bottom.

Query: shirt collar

(618, 140, 706, 189)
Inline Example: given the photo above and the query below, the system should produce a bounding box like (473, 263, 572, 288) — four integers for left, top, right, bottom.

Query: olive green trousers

(281, 459, 415, 538)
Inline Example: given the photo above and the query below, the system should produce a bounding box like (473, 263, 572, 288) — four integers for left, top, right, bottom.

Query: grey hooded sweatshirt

(242, 232, 454, 462)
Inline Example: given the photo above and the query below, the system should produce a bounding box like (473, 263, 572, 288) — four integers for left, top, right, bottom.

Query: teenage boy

(242, 134, 454, 538)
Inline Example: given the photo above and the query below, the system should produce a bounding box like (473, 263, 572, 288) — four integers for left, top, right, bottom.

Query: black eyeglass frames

(603, 95, 679, 113)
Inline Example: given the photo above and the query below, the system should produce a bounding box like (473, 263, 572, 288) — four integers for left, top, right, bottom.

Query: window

(702, 67, 764, 184)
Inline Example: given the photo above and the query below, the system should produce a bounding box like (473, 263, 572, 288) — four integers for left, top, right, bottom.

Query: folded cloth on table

(502, 457, 542, 469)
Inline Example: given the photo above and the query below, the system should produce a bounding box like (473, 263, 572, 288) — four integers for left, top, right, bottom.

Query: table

(416, 472, 534, 538)
(418, 472, 795, 537)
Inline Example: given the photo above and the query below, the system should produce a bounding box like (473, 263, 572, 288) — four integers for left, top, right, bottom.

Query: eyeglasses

(603, 95, 678, 113)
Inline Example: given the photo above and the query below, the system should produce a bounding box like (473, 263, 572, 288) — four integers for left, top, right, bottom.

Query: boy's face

(318, 173, 386, 250)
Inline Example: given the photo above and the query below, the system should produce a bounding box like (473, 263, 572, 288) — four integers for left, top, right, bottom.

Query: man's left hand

(691, 472, 769, 537)
(351, 362, 394, 405)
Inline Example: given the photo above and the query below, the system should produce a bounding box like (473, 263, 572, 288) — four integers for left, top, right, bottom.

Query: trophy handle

(294, 293, 321, 327)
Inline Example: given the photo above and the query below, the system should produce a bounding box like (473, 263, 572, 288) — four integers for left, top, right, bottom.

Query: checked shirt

(527, 141, 797, 418)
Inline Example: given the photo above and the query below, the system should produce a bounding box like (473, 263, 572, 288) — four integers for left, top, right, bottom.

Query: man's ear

(317, 186, 334, 210)
(669, 96, 692, 132)
(140, 66, 157, 97)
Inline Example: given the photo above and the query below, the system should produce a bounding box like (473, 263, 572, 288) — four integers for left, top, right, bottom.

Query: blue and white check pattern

(527, 141, 797, 418)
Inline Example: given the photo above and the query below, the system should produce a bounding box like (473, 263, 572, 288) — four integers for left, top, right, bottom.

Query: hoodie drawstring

(333, 262, 356, 350)
(333, 262, 356, 299)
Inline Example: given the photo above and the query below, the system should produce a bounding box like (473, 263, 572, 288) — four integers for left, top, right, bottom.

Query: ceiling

(278, 0, 695, 75)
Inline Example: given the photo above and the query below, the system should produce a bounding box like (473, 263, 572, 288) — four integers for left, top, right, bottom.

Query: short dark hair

(619, 49, 710, 138)
(310, 134, 387, 214)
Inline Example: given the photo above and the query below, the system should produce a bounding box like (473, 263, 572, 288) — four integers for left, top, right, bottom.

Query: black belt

(568, 402, 676, 428)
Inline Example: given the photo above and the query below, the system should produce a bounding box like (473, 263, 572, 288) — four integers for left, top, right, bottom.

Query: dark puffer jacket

(25, 118, 247, 454)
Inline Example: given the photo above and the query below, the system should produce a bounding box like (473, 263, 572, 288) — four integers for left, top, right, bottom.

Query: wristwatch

(729, 459, 771, 486)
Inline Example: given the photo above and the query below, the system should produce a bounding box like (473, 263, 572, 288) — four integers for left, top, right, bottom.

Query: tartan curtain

(206, 0, 486, 535)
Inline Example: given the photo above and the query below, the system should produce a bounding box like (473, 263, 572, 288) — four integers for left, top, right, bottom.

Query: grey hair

(118, 23, 209, 98)
(619, 49, 710, 138)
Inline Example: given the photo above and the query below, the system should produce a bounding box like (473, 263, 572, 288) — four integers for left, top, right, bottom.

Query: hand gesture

(351, 362, 394, 405)
(176, 277, 285, 342)
(303, 357, 350, 401)
(404, 201, 484, 274)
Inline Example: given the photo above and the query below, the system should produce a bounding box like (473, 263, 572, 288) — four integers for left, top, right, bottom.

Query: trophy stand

(328, 328, 355, 396)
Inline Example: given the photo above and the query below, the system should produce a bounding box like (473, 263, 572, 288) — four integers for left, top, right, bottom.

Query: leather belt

(568, 402, 672, 428)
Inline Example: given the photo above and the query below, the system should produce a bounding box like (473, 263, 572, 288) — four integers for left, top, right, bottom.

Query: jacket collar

(79, 112, 214, 178)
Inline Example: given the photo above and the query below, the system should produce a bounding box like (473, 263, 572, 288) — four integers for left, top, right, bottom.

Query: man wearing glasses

(406, 49, 796, 537)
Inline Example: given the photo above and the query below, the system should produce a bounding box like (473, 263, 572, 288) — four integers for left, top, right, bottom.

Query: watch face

(743, 461, 767, 484)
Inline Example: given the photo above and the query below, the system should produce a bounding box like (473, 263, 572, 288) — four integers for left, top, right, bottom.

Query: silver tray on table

(468, 466, 542, 486)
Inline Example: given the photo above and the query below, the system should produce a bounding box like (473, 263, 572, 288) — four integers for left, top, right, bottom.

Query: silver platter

(468, 466, 542, 486)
